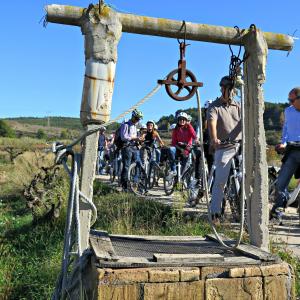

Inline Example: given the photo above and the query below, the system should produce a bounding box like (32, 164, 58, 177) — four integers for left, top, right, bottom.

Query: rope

(66, 82, 163, 150)
(196, 88, 246, 250)
(52, 81, 162, 300)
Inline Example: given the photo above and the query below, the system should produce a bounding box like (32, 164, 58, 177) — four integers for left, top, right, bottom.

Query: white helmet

(140, 123, 147, 130)
(204, 100, 213, 109)
(170, 123, 177, 130)
(177, 112, 188, 120)
(146, 120, 156, 126)
(100, 126, 106, 132)
(187, 114, 192, 122)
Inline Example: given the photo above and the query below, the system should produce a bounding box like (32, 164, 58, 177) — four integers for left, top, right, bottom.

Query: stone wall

(85, 261, 295, 300)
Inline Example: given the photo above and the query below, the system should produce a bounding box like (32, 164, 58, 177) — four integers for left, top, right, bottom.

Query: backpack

(114, 122, 128, 149)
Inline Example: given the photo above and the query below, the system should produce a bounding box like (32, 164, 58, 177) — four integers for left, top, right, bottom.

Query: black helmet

(219, 76, 234, 88)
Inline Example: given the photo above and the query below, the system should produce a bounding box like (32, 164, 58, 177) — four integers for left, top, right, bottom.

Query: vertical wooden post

(243, 27, 269, 250)
(79, 5, 122, 252)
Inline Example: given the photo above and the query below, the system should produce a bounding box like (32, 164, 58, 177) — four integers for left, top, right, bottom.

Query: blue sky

(0, 0, 299, 123)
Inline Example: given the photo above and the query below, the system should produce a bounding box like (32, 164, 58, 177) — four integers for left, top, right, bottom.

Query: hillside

(3, 101, 287, 144)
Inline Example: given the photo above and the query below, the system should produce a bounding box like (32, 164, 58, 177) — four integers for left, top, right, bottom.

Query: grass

(0, 146, 300, 299)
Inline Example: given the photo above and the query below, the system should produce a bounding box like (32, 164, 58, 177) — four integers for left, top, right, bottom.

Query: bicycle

(268, 142, 300, 209)
(162, 144, 196, 202)
(201, 140, 243, 221)
(127, 144, 149, 195)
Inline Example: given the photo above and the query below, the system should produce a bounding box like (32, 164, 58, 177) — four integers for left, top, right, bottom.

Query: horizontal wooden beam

(45, 4, 294, 51)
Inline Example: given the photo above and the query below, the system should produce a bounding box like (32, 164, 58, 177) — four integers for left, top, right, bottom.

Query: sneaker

(211, 214, 221, 226)
(269, 208, 283, 226)
(166, 170, 177, 181)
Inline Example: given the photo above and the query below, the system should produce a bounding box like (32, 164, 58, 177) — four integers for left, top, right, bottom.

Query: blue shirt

(120, 120, 137, 142)
(281, 105, 300, 144)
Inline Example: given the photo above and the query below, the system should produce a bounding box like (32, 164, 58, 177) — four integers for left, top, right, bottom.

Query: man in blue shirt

(271, 87, 300, 223)
(120, 109, 144, 191)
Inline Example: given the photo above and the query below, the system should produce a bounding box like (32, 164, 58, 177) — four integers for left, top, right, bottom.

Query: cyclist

(167, 112, 197, 178)
(143, 120, 164, 163)
(97, 126, 107, 175)
(120, 109, 144, 191)
(270, 87, 300, 224)
(207, 76, 241, 224)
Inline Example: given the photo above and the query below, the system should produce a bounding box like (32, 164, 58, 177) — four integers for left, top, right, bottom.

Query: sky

(0, 0, 299, 123)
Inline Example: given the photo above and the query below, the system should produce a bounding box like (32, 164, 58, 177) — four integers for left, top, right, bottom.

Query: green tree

(0, 120, 15, 137)
(36, 129, 47, 140)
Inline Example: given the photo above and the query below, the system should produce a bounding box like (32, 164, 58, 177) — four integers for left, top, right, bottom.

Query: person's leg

(194, 148, 201, 179)
(168, 147, 177, 172)
(273, 151, 299, 211)
(155, 148, 161, 164)
(210, 147, 237, 215)
(121, 147, 132, 189)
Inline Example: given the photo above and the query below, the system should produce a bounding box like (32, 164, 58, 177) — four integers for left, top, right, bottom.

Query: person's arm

(207, 108, 220, 148)
(120, 123, 131, 142)
(155, 132, 164, 146)
(281, 110, 287, 145)
(171, 128, 177, 146)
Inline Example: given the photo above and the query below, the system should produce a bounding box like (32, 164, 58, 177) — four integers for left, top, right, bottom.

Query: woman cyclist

(143, 120, 164, 163)
(167, 112, 197, 177)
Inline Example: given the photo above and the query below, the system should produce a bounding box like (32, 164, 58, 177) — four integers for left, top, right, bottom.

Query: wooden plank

(89, 230, 116, 260)
(109, 234, 205, 241)
(206, 234, 278, 262)
(153, 253, 224, 263)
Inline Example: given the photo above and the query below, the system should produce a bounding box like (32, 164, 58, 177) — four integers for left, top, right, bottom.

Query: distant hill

(3, 101, 288, 144)
(5, 117, 83, 130)
(156, 101, 288, 145)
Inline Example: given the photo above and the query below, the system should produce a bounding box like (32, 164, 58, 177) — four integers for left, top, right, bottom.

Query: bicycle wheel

(268, 171, 277, 205)
(148, 162, 160, 189)
(225, 175, 241, 222)
(163, 162, 175, 196)
(128, 162, 148, 195)
(182, 167, 198, 205)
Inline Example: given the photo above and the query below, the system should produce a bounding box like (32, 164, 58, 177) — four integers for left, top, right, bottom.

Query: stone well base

(83, 259, 295, 300)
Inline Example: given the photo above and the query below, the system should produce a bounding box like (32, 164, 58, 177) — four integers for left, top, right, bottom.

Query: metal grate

(111, 237, 239, 259)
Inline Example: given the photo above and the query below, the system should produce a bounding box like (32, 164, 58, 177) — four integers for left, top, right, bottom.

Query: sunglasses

(288, 96, 300, 103)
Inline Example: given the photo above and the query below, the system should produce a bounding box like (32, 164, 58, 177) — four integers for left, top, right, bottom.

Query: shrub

(0, 120, 15, 138)
(36, 129, 47, 139)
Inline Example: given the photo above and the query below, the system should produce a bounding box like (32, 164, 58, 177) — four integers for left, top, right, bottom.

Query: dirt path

(95, 174, 300, 257)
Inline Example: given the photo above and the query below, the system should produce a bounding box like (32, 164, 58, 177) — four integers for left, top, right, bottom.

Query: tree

(0, 120, 15, 137)
(36, 129, 47, 139)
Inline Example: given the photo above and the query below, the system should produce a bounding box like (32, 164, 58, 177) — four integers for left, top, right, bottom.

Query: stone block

(244, 266, 262, 277)
(264, 275, 289, 300)
(180, 268, 200, 282)
(98, 283, 140, 300)
(206, 277, 263, 300)
(148, 268, 180, 283)
(97, 268, 149, 284)
(144, 281, 204, 300)
(260, 263, 289, 277)
(201, 267, 228, 279)
(229, 267, 245, 278)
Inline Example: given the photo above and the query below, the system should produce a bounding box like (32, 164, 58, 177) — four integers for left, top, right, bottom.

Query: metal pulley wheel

(158, 40, 203, 101)
(164, 68, 199, 101)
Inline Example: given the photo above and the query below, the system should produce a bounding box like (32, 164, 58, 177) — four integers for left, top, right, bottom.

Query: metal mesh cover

(111, 237, 239, 258)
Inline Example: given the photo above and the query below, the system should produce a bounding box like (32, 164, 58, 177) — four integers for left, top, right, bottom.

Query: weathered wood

(206, 234, 277, 262)
(243, 28, 270, 250)
(109, 234, 206, 241)
(153, 253, 224, 263)
(45, 4, 293, 51)
(89, 230, 116, 260)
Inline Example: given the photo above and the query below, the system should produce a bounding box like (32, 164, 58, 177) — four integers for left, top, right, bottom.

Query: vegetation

(0, 120, 15, 138)
(0, 137, 299, 299)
